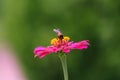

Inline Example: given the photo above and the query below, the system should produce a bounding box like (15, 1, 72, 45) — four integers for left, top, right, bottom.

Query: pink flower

(34, 29, 89, 58)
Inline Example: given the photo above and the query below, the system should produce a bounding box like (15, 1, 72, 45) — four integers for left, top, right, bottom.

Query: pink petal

(47, 46, 58, 53)
(68, 41, 74, 45)
(62, 47, 70, 53)
(34, 46, 59, 58)
(34, 46, 50, 58)
(38, 51, 50, 58)
(70, 40, 89, 50)
(34, 46, 46, 54)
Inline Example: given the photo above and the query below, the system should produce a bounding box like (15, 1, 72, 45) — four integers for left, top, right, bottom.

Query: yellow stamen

(63, 36, 70, 41)
(50, 38, 58, 44)
(50, 36, 70, 46)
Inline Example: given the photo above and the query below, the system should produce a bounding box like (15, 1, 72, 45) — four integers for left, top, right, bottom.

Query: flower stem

(59, 54, 68, 80)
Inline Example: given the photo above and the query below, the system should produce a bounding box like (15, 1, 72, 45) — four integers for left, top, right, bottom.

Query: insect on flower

(34, 29, 89, 58)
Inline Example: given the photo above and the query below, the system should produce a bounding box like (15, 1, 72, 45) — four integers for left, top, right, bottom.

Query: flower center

(51, 36, 70, 47)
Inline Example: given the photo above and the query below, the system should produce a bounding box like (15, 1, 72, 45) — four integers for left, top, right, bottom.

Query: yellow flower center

(50, 36, 70, 47)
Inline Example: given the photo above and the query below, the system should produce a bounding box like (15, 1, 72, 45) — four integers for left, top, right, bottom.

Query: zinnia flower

(34, 29, 89, 58)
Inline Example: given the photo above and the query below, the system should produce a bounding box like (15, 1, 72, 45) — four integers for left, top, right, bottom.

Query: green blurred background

(0, 0, 120, 80)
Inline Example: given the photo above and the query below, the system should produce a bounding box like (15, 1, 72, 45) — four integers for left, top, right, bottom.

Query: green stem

(59, 54, 68, 80)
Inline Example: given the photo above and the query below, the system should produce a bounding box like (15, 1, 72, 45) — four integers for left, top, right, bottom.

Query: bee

(53, 29, 64, 40)
(58, 34, 63, 40)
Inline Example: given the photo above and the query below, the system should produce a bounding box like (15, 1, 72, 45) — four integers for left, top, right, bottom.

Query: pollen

(50, 36, 70, 47)
(51, 38, 58, 44)
(63, 36, 70, 41)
